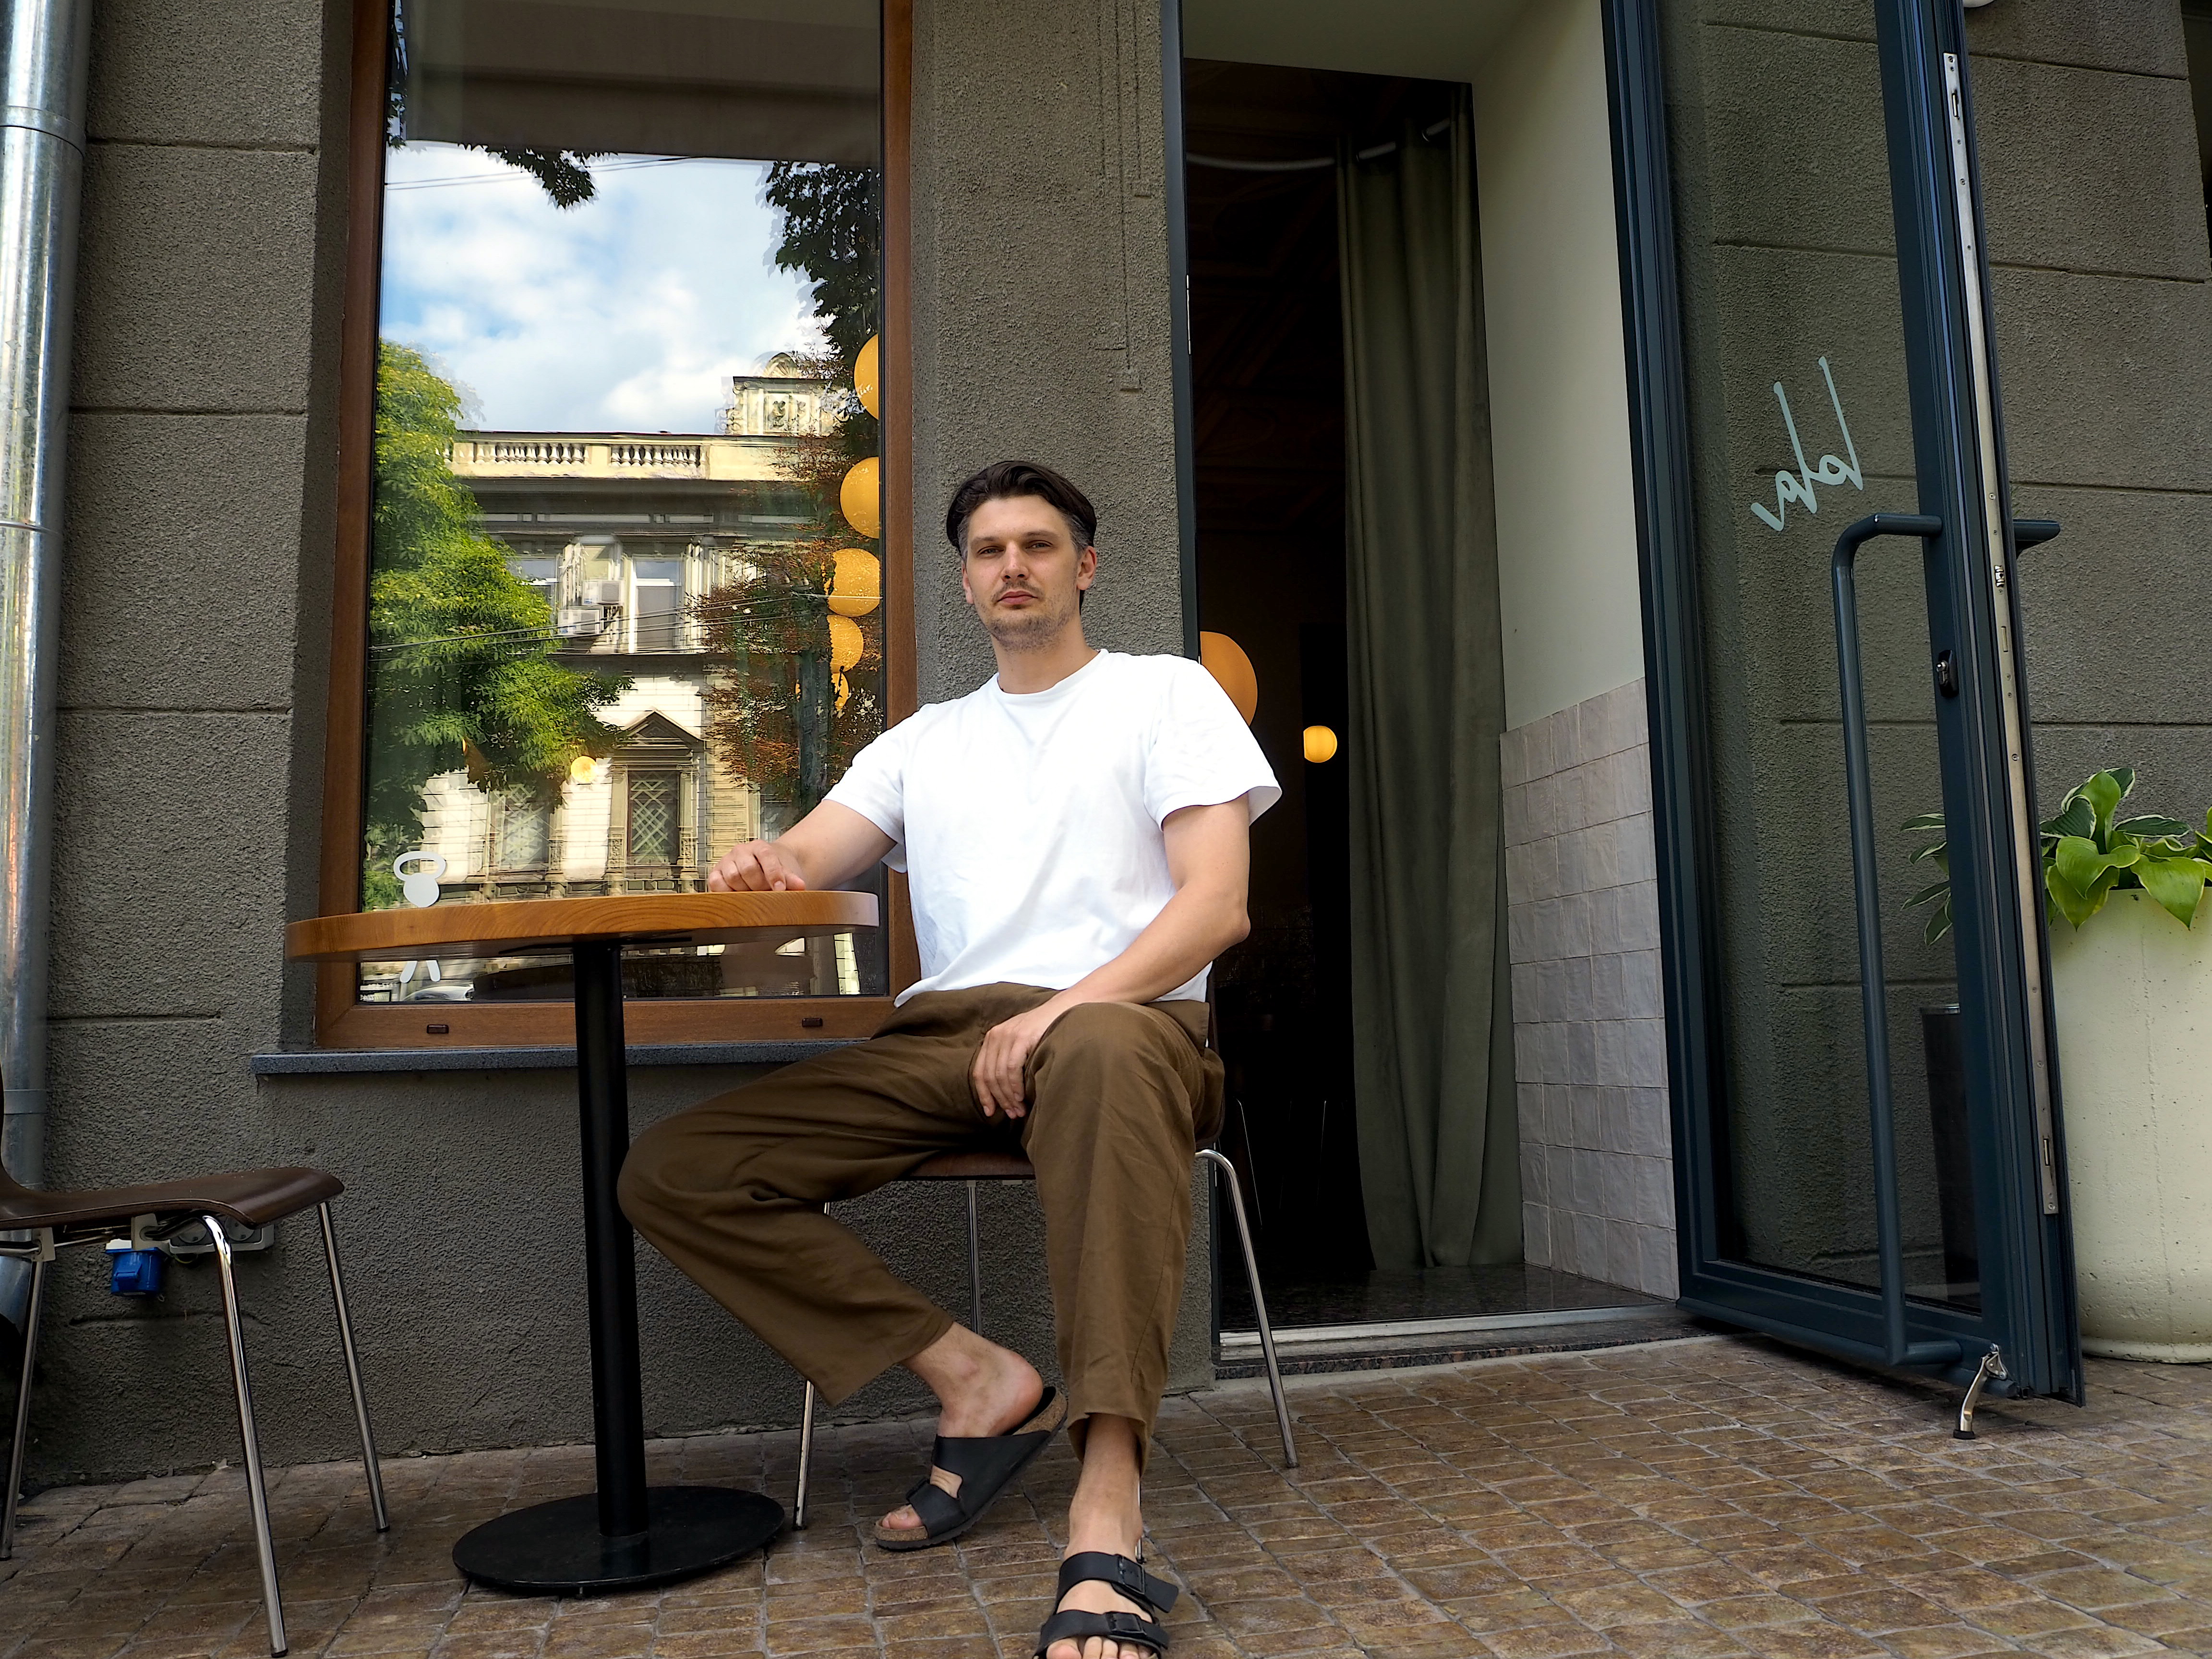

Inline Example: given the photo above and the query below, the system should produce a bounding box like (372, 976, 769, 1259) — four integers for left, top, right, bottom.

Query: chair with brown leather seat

(0, 1155, 387, 1658)
(790, 1142, 1296, 1529)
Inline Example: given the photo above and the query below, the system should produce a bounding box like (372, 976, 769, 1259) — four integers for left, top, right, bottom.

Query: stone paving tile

(1, 1339, 2210, 1656)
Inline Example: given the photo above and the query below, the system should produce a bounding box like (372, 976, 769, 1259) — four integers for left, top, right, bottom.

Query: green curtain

(1339, 88, 1520, 1269)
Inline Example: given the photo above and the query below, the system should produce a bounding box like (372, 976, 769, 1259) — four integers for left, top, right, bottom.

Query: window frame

(317, 0, 916, 1049)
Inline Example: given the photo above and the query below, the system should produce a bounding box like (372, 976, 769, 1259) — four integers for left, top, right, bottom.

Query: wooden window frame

(316, 0, 917, 1048)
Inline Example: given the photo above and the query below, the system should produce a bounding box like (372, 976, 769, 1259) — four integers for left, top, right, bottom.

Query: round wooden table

(287, 890, 878, 1595)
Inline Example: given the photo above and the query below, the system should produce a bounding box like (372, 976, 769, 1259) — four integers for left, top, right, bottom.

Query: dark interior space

(1185, 60, 1438, 1303)
(1191, 58, 1657, 1335)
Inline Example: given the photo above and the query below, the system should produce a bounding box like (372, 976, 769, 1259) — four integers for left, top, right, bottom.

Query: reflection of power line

(372, 597, 850, 659)
(371, 625, 565, 654)
(386, 155, 753, 192)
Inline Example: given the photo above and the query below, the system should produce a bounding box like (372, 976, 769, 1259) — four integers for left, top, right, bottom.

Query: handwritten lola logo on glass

(1750, 357, 1864, 532)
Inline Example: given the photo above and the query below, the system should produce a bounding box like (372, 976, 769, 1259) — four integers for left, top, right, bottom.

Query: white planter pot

(2048, 888, 2212, 1362)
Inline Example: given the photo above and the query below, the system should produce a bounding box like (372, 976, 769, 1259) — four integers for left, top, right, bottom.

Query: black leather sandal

(871, 1385, 1066, 1551)
(1034, 1551, 1179, 1657)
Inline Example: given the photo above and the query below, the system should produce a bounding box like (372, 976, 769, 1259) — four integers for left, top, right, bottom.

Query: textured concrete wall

(30, 0, 358, 1483)
(907, 0, 1187, 697)
(1967, 2, 2212, 815)
(22, 0, 1202, 1486)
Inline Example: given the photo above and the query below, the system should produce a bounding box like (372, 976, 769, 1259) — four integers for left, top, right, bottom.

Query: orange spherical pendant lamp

(840, 456, 882, 540)
(854, 335, 881, 418)
(828, 548, 880, 617)
(1199, 631, 1258, 724)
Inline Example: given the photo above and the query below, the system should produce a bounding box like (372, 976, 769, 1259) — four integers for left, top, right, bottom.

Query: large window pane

(360, 0, 888, 1004)
(1659, 2, 1975, 1308)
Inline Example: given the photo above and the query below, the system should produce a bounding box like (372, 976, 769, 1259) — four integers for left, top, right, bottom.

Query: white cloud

(378, 145, 820, 433)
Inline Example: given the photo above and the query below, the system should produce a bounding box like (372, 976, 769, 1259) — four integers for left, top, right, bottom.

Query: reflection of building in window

(608, 712, 704, 891)
(629, 558, 685, 652)
(728, 358, 831, 438)
(363, 0, 885, 1005)
(404, 369, 838, 899)
(626, 774, 679, 866)
(493, 789, 552, 872)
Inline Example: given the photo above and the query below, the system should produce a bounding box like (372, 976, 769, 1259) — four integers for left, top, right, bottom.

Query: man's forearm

(1044, 882, 1248, 1013)
(706, 800, 894, 893)
(965, 796, 1253, 1118)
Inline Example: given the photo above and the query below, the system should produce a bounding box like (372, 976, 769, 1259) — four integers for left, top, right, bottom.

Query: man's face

(959, 494, 1096, 649)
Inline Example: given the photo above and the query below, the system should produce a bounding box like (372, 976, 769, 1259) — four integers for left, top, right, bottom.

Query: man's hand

(707, 839, 808, 892)
(701, 802, 895, 896)
(964, 798, 1253, 1119)
(971, 998, 1071, 1119)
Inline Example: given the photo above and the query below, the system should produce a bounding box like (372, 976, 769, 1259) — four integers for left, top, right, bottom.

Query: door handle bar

(1833, 512, 1957, 1369)
(1833, 510, 2058, 1372)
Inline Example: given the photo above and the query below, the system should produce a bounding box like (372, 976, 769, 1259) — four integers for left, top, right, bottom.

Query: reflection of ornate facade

(415, 363, 836, 904)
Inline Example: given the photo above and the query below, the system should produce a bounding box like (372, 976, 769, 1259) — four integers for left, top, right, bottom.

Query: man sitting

(620, 460, 1278, 1659)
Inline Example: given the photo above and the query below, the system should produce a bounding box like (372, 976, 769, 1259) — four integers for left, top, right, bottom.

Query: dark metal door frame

(1601, 0, 2082, 1404)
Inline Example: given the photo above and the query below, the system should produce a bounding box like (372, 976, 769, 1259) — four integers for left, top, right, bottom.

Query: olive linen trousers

(618, 983, 1224, 1451)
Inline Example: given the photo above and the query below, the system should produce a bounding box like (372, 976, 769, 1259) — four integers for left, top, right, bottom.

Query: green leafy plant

(1903, 767, 2212, 944)
(361, 343, 627, 904)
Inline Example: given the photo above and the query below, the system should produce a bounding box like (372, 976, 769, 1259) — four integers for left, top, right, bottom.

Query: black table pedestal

(451, 1487, 782, 1595)
(453, 940, 784, 1593)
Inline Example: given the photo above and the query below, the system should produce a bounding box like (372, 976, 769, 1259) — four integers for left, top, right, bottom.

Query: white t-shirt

(825, 649, 1280, 1004)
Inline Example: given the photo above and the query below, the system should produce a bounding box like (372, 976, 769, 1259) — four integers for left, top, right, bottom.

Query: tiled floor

(3, 1334, 2211, 1657)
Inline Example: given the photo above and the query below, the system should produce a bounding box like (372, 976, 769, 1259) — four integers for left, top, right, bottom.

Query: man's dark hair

(944, 461, 1098, 554)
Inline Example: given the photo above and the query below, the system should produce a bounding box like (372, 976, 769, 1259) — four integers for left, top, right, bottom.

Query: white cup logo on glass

(395, 850, 447, 907)
(393, 850, 447, 990)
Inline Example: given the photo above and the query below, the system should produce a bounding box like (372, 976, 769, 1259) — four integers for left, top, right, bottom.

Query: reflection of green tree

(695, 539, 882, 830)
(363, 342, 625, 906)
(763, 164, 883, 470)
(765, 163, 880, 374)
(697, 166, 886, 826)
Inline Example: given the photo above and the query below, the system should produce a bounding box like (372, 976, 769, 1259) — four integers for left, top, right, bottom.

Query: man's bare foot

(879, 1322, 1044, 1533)
(1045, 1571, 1154, 1659)
(1046, 1415, 1160, 1659)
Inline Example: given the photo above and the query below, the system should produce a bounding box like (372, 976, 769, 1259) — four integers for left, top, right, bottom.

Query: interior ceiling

(1180, 0, 1533, 84)
(1182, 62, 1410, 537)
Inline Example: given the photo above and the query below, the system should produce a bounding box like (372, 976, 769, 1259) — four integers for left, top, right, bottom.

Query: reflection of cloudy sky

(379, 144, 816, 433)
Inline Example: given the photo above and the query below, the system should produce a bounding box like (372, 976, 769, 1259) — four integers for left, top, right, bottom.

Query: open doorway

(1185, 38, 1673, 1345)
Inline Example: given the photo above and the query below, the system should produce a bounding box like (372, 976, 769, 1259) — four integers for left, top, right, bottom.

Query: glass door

(1611, 0, 2081, 1404)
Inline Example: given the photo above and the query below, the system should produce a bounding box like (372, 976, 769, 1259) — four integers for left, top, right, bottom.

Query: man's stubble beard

(983, 587, 1081, 651)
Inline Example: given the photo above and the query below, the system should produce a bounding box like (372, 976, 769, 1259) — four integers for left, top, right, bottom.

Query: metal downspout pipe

(0, 0, 89, 1334)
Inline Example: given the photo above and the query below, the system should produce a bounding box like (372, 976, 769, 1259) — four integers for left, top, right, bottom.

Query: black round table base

(453, 1486, 785, 1594)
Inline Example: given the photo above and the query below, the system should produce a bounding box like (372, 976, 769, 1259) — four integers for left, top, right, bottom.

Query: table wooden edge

(285, 891, 881, 964)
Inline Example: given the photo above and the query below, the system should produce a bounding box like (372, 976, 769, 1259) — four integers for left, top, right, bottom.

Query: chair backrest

(0, 1077, 30, 1196)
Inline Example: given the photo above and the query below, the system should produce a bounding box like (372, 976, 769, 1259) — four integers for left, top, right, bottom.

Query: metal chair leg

(207, 1215, 287, 1657)
(316, 1203, 387, 1532)
(965, 1180, 983, 1335)
(793, 1197, 832, 1531)
(0, 1255, 47, 1558)
(1198, 1150, 1296, 1468)
(794, 1379, 818, 1529)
